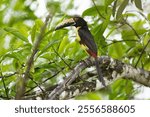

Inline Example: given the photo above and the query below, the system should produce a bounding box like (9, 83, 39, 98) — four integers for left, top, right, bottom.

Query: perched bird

(55, 16, 105, 86)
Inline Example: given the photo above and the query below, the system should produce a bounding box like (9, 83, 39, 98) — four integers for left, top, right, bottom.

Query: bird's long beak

(55, 18, 75, 30)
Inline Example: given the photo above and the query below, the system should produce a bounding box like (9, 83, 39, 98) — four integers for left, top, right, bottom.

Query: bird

(55, 16, 105, 86)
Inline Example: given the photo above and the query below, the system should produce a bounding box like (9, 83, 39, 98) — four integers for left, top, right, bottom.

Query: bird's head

(55, 16, 87, 30)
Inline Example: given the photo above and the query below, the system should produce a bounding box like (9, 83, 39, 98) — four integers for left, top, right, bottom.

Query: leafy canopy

(0, 0, 149, 99)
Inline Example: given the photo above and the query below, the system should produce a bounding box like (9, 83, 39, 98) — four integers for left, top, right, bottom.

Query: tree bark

(48, 56, 150, 100)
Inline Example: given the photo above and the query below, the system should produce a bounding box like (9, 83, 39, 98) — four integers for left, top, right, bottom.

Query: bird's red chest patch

(86, 49, 97, 58)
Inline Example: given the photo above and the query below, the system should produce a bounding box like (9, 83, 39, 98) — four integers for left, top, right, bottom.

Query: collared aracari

(55, 16, 105, 86)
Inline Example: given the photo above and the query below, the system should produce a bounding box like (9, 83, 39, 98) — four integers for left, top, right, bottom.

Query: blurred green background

(0, 0, 150, 100)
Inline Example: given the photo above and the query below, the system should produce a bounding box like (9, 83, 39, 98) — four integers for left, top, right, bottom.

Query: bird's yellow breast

(80, 44, 88, 50)
(75, 26, 81, 42)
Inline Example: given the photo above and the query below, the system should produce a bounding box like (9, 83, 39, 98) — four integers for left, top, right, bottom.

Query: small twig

(126, 10, 150, 24)
(135, 39, 150, 67)
(52, 46, 72, 70)
(0, 72, 17, 79)
(123, 19, 141, 40)
(25, 69, 62, 94)
(28, 76, 45, 94)
(24, 85, 58, 100)
(91, 0, 106, 19)
(102, 40, 138, 48)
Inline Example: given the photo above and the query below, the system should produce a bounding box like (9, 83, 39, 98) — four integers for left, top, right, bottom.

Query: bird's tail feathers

(95, 57, 106, 87)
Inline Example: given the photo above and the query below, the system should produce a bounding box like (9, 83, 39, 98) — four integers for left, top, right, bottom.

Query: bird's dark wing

(78, 28, 98, 56)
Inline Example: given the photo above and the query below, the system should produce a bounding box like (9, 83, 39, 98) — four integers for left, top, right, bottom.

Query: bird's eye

(74, 17, 79, 21)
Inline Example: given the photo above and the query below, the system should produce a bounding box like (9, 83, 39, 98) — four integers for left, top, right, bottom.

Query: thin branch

(0, 72, 17, 79)
(15, 14, 51, 100)
(25, 69, 62, 94)
(52, 46, 72, 69)
(126, 10, 150, 24)
(91, 0, 106, 19)
(28, 76, 45, 94)
(135, 39, 150, 67)
(102, 40, 138, 48)
(123, 19, 141, 40)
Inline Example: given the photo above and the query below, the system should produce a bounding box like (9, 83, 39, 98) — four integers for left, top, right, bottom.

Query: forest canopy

(0, 0, 150, 100)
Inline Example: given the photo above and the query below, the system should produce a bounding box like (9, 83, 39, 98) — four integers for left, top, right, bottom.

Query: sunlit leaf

(58, 36, 70, 54)
(105, 0, 114, 7)
(108, 41, 127, 59)
(4, 27, 28, 42)
(126, 46, 141, 57)
(76, 92, 102, 100)
(31, 19, 44, 42)
(112, 0, 118, 17)
(116, 0, 129, 19)
(82, 5, 111, 18)
(38, 40, 60, 57)
(134, 0, 143, 10)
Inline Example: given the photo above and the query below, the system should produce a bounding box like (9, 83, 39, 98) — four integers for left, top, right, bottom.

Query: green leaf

(82, 6, 99, 16)
(76, 92, 101, 100)
(144, 58, 150, 71)
(105, 0, 114, 8)
(4, 27, 28, 42)
(147, 14, 150, 21)
(93, 11, 110, 38)
(58, 36, 70, 54)
(134, 0, 142, 10)
(31, 19, 44, 43)
(82, 5, 111, 18)
(38, 40, 60, 57)
(121, 28, 147, 46)
(31, 25, 37, 43)
(92, 16, 110, 54)
(143, 34, 150, 45)
(108, 41, 127, 59)
(112, 0, 118, 17)
(126, 43, 143, 57)
(65, 41, 86, 59)
(1, 52, 23, 65)
(109, 79, 134, 100)
(116, 0, 129, 19)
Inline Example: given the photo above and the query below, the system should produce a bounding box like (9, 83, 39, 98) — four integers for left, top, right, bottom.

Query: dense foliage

(0, 0, 149, 99)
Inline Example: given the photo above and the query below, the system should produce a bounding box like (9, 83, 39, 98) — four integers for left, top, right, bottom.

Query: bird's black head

(55, 16, 87, 30)
(72, 17, 87, 27)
